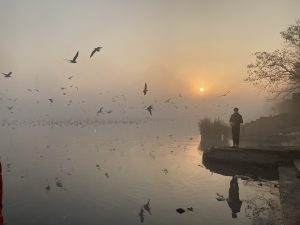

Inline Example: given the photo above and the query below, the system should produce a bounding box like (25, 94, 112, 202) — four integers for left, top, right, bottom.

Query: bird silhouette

(143, 83, 148, 95)
(164, 98, 171, 103)
(67, 51, 79, 63)
(146, 105, 153, 116)
(90, 47, 102, 58)
(7, 106, 13, 110)
(2, 72, 12, 78)
(218, 90, 231, 97)
(143, 199, 152, 215)
(68, 76, 73, 80)
(97, 107, 103, 116)
(138, 207, 145, 223)
(48, 99, 53, 103)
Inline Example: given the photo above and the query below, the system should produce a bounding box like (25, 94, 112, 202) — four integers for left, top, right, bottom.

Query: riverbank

(203, 146, 300, 225)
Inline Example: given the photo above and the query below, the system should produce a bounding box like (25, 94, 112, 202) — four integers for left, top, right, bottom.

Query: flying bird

(2, 72, 12, 78)
(143, 83, 148, 95)
(7, 106, 13, 110)
(164, 98, 171, 103)
(68, 76, 73, 80)
(146, 105, 153, 116)
(48, 99, 53, 103)
(90, 47, 103, 58)
(218, 90, 231, 97)
(67, 51, 79, 63)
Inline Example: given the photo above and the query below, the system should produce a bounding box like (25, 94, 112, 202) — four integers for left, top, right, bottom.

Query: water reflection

(226, 176, 242, 218)
(0, 123, 283, 225)
(202, 156, 278, 180)
(202, 153, 282, 224)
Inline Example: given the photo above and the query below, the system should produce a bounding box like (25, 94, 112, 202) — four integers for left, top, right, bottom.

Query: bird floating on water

(97, 107, 103, 116)
(143, 199, 151, 215)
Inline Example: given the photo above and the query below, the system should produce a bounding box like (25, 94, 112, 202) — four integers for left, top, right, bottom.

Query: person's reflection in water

(226, 176, 242, 218)
(0, 162, 3, 225)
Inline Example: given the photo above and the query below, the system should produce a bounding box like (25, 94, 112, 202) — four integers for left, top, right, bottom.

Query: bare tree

(246, 20, 300, 98)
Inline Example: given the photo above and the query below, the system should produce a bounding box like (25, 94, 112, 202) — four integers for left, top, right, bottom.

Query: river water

(0, 121, 282, 225)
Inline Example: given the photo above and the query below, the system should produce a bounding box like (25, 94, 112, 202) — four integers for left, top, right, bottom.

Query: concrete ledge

(203, 147, 300, 167)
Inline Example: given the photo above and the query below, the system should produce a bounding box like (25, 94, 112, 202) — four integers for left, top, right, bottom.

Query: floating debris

(216, 193, 225, 201)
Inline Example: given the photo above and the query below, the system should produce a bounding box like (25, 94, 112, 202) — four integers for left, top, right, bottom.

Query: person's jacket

(229, 112, 243, 127)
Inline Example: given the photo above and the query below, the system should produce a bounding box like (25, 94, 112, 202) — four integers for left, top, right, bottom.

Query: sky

(0, 0, 299, 122)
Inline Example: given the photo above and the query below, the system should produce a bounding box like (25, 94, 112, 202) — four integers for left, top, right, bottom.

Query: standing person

(229, 108, 243, 148)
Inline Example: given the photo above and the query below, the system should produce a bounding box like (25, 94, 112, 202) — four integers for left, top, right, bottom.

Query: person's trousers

(232, 126, 240, 146)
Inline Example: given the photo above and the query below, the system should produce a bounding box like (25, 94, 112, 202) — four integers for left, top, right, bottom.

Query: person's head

(234, 107, 239, 113)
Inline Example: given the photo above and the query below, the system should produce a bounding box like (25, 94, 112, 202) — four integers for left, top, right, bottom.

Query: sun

(200, 87, 204, 93)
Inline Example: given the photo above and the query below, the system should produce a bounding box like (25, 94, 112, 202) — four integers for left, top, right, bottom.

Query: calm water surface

(0, 121, 282, 225)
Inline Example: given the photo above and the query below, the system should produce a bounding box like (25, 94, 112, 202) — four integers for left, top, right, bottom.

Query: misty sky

(0, 0, 299, 122)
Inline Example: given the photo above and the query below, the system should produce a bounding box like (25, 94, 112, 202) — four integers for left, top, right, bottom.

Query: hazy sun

(200, 87, 204, 93)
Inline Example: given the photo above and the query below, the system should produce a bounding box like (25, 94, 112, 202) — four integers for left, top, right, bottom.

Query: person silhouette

(229, 108, 243, 148)
(226, 176, 242, 218)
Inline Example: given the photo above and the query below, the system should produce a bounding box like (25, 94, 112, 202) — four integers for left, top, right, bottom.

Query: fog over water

(0, 1, 298, 225)
(1, 0, 299, 123)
